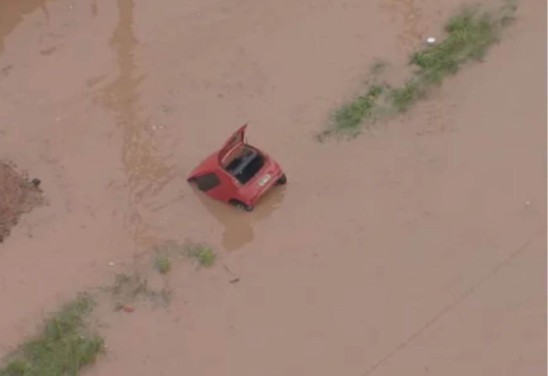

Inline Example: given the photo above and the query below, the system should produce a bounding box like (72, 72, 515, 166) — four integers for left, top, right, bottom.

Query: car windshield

(224, 146, 265, 184)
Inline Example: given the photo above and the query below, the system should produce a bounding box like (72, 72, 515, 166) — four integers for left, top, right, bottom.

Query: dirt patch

(0, 160, 43, 242)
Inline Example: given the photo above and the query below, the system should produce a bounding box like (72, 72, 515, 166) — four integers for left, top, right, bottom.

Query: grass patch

(332, 84, 386, 134)
(389, 79, 427, 113)
(323, 1, 517, 137)
(0, 294, 103, 376)
(154, 255, 171, 274)
(184, 242, 216, 267)
(152, 240, 216, 268)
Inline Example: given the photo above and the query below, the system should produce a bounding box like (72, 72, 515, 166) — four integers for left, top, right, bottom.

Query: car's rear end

(238, 156, 284, 207)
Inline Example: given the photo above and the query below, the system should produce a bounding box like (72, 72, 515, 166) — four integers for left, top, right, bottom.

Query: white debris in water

(426, 37, 436, 45)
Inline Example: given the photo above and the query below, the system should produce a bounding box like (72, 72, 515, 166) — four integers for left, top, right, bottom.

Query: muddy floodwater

(0, 0, 545, 375)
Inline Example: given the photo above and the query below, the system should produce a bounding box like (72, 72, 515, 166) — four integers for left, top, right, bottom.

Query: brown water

(0, 0, 545, 374)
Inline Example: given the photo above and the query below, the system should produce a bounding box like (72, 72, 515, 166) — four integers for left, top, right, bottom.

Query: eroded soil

(0, 161, 42, 242)
(0, 0, 545, 375)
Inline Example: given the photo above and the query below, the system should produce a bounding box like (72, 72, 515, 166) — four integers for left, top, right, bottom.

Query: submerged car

(187, 124, 286, 211)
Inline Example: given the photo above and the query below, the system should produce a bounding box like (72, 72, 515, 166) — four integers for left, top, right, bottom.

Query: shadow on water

(0, 0, 50, 56)
(193, 185, 286, 251)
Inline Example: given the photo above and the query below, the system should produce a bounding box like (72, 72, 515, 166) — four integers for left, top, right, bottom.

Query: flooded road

(0, 0, 545, 375)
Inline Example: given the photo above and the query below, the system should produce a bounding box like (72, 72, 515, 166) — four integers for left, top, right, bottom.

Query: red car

(187, 124, 286, 211)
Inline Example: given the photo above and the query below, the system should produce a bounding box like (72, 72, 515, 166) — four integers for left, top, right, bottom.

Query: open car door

(218, 124, 247, 162)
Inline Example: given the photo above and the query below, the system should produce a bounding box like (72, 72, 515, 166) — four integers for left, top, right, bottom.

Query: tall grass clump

(324, 1, 517, 137)
(395, 5, 503, 110)
(185, 242, 216, 267)
(154, 254, 172, 274)
(0, 294, 104, 376)
(332, 84, 386, 134)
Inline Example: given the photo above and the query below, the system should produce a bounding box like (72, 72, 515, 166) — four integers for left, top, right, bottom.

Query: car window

(195, 173, 221, 191)
(225, 148, 264, 185)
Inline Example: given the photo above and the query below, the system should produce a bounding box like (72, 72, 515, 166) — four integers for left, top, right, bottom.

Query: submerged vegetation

(110, 272, 172, 308)
(184, 242, 216, 267)
(154, 254, 172, 274)
(151, 240, 217, 271)
(0, 239, 216, 373)
(0, 294, 103, 376)
(321, 1, 517, 138)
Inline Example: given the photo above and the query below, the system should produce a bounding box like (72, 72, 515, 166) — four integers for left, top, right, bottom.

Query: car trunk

(223, 145, 265, 184)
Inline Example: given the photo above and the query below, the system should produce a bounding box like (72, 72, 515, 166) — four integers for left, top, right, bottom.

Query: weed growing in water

(324, 2, 517, 137)
(332, 84, 386, 134)
(0, 294, 103, 376)
(110, 273, 171, 307)
(185, 242, 216, 267)
(154, 255, 172, 274)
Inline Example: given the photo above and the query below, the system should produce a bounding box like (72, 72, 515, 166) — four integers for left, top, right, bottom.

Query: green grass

(395, 5, 502, 110)
(324, 1, 517, 137)
(185, 243, 216, 267)
(0, 294, 103, 376)
(152, 240, 216, 268)
(332, 84, 386, 134)
(389, 79, 426, 113)
(154, 255, 172, 274)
